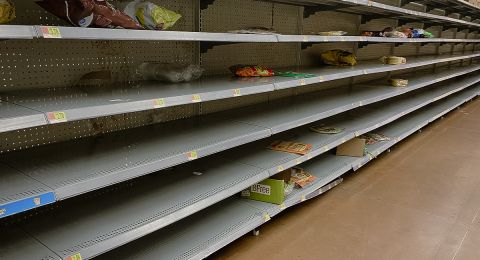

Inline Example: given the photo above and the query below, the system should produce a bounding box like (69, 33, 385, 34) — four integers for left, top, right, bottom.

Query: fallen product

(274, 71, 317, 78)
(0, 0, 15, 24)
(380, 56, 407, 65)
(35, 0, 143, 29)
(119, 0, 181, 30)
(314, 31, 348, 36)
(229, 65, 274, 77)
(137, 63, 204, 83)
(402, 27, 434, 38)
(268, 140, 313, 155)
(228, 27, 277, 35)
(321, 50, 357, 66)
(290, 168, 317, 188)
(388, 78, 409, 87)
(360, 133, 391, 145)
(310, 125, 344, 134)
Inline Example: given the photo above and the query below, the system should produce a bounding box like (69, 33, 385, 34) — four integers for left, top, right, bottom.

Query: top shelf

(1, 24, 479, 42)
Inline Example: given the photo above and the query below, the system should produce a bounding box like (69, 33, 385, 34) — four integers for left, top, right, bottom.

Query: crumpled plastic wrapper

(137, 63, 204, 83)
(35, 0, 143, 29)
(119, 0, 181, 30)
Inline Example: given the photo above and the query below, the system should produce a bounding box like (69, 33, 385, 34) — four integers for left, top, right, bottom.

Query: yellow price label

(233, 88, 242, 97)
(301, 195, 306, 202)
(192, 94, 202, 103)
(47, 111, 67, 123)
(41, 26, 62, 39)
(0, 209, 5, 216)
(318, 76, 325, 82)
(342, 138, 347, 143)
(296, 158, 302, 165)
(355, 131, 360, 136)
(263, 213, 271, 222)
(363, 69, 368, 74)
(279, 203, 286, 210)
(303, 35, 309, 42)
(186, 150, 198, 161)
(300, 79, 306, 86)
(277, 165, 285, 172)
(153, 98, 165, 108)
(307, 154, 312, 160)
(323, 145, 329, 152)
(67, 253, 82, 260)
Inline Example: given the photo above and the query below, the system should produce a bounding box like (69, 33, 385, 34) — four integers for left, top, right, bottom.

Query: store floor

(210, 97, 480, 260)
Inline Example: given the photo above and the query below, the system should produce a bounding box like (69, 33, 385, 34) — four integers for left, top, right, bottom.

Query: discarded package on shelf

(336, 138, 366, 157)
(402, 28, 434, 38)
(314, 31, 348, 36)
(360, 133, 391, 145)
(290, 167, 317, 188)
(310, 125, 345, 134)
(137, 63, 204, 83)
(380, 56, 407, 65)
(229, 65, 274, 77)
(362, 27, 406, 38)
(275, 71, 317, 78)
(388, 78, 409, 87)
(118, 0, 181, 30)
(35, 0, 143, 29)
(321, 50, 357, 66)
(0, 0, 15, 24)
(228, 27, 277, 35)
(241, 170, 294, 204)
(268, 140, 313, 155)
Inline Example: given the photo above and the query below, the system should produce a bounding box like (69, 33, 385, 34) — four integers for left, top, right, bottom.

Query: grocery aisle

(211, 98, 480, 260)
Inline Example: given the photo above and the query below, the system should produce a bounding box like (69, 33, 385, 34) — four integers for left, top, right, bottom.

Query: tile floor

(210, 97, 480, 260)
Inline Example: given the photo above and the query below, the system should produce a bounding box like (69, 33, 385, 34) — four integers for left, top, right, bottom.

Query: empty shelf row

(1, 52, 479, 134)
(1, 24, 480, 41)
(98, 85, 480, 260)
(1, 83, 478, 260)
(0, 64, 479, 219)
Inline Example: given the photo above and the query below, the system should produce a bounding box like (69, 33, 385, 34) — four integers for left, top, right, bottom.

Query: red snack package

(229, 65, 274, 77)
(36, 0, 143, 29)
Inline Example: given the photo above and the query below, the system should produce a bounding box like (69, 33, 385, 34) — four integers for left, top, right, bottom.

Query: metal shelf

(1, 64, 478, 219)
(0, 25, 36, 39)
(402, 0, 480, 19)
(1, 53, 478, 133)
(0, 101, 47, 133)
(270, 0, 480, 28)
(278, 35, 480, 43)
(95, 84, 480, 260)
(0, 164, 55, 218)
(0, 24, 479, 42)
(0, 81, 477, 260)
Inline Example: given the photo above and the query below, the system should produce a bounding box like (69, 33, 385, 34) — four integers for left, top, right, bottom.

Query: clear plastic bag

(119, 0, 181, 30)
(137, 63, 204, 83)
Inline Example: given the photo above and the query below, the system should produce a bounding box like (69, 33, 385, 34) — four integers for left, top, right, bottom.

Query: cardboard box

(241, 179, 286, 204)
(336, 138, 366, 157)
(241, 169, 292, 204)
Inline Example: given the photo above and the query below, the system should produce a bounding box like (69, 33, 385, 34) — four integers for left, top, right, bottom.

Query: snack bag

(229, 65, 274, 77)
(36, 0, 143, 29)
(321, 50, 357, 66)
(120, 1, 181, 30)
(0, 0, 15, 24)
(268, 141, 312, 155)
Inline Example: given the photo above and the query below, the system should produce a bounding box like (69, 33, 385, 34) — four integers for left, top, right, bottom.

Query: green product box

(241, 179, 286, 205)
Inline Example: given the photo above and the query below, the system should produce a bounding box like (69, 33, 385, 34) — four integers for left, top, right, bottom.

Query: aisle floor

(211, 97, 480, 260)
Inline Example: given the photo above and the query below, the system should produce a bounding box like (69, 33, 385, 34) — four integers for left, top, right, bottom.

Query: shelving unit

(0, 0, 479, 259)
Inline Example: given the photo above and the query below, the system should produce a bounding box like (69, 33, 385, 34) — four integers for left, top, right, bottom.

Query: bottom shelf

(97, 84, 480, 260)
